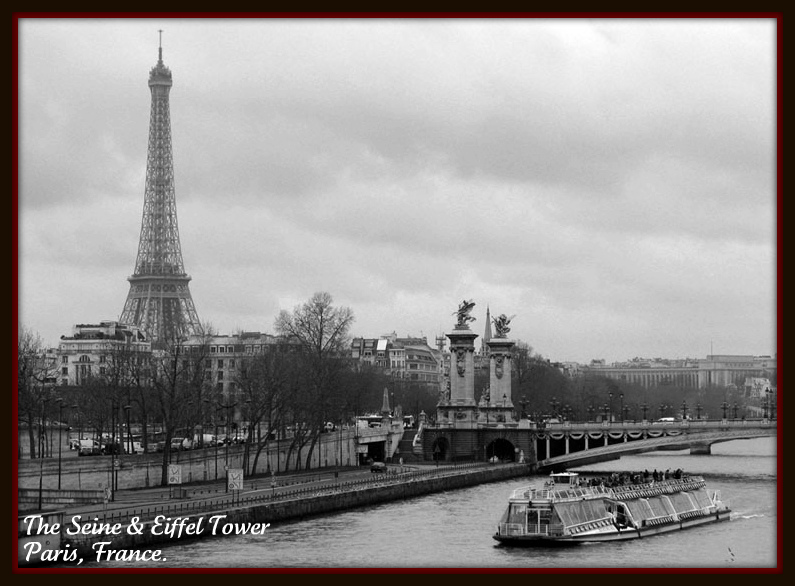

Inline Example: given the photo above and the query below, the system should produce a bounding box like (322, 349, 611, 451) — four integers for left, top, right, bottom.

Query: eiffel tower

(119, 34, 201, 346)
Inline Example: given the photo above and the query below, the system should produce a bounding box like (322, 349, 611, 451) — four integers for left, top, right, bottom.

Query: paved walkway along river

(18, 461, 533, 566)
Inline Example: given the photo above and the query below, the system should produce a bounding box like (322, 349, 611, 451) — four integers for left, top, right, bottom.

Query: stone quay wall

(62, 463, 533, 558)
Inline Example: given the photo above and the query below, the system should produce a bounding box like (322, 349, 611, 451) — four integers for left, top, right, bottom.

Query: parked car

(370, 462, 387, 473)
(123, 440, 144, 455)
(77, 439, 100, 456)
(170, 437, 195, 451)
(100, 442, 123, 455)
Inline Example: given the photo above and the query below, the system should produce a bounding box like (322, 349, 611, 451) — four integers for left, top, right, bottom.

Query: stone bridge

(419, 419, 776, 469)
(536, 419, 776, 471)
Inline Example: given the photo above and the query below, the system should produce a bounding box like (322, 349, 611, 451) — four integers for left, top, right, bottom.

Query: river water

(84, 437, 778, 570)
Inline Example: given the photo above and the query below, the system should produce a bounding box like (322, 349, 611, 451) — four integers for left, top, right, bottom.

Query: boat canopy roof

(550, 472, 579, 486)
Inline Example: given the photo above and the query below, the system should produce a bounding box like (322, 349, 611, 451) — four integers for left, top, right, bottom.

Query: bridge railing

(537, 419, 775, 431)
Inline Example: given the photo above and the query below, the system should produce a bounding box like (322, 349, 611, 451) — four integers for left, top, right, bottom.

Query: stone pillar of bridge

(436, 318, 479, 429)
(447, 325, 478, 407)
(690, 441, 712, 455)
(488, 337, 515, 411)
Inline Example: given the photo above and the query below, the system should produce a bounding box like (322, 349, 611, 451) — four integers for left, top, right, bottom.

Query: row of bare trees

(18, 292, 430, 483)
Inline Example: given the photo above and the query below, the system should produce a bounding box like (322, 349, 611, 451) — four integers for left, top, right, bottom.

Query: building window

(61, 367, 68, 375)
(61, 355, 68, 364)
(218, 359, 224, 368)
(99, 355, 106, 363)
(219, 346, 225, 353)
(216, 382, 224, 392)
(229, 359, 235, 368)
(210, 346, 217, 353)
(217, 371, 224, 381)
(100, 367, 106, 375)
(227, 346, 233, 353)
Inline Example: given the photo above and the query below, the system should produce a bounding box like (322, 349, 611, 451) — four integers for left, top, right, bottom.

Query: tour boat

(493, 471, 730, 545)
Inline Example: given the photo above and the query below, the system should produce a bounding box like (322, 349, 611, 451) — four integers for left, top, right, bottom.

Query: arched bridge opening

(487, 438, 517, 462)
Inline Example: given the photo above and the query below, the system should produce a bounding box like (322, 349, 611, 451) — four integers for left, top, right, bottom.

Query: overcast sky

(17, 17, 778, 364)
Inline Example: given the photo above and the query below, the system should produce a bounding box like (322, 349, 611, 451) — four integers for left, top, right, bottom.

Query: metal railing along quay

(84, 461, 526, 527)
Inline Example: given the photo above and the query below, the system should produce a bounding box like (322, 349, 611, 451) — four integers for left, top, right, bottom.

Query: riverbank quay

(18, 461, 533, 567)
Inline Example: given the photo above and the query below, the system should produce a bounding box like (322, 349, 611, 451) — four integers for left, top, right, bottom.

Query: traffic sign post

(168, 464, 182, 499)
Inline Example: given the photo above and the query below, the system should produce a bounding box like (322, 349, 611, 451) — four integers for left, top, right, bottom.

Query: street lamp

(681, 400, 688, 421)
(733, 403, 739, 419)
(603, 403, 609, 422)
(38, 395, 51, 510)
(587, 404, 595, 422)
(218, 399, 236, 491)
(608, 392, 613, 422)
(56, 398, 68, 490)
(721, 401, 728, 419)
(123, 404, 132, 455)
(204, 399, 220, 480)
(619, 393, 624, 422)
(641, 402, 648, 421)
(696, 403, 702, 420)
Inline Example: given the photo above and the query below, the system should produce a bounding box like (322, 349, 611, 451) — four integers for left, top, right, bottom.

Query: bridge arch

(487, 438, 517, 462)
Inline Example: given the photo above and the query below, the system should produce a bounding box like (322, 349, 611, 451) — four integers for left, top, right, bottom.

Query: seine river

(87, 436, 778, 570)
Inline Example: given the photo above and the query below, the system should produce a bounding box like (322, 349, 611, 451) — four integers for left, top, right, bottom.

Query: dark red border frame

(12, 12, 783, 575)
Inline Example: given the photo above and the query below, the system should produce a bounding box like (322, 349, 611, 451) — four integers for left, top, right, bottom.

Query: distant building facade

(56, 321, 151, 386)
(182, 331, 299, 395)
(580, 354, 776, 391)
(350, 333, 444, 386)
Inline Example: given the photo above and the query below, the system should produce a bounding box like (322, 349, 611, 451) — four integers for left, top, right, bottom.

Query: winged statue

(453, 299, 476, 328)
(492, 313, 515, 338)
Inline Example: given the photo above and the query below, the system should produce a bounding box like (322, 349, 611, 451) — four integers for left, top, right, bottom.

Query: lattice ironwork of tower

(119, 39, 201, 346)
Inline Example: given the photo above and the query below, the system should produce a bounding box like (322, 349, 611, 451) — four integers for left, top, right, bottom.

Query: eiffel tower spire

(119, 36, 201, 346)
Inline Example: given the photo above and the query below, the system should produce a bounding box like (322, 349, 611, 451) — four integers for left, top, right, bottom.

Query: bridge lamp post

(733, 403, 739, 419)
(603, 403, 610, 423)
(641, 402, 648, 422)
(608, 392, 613, 422)
(623, 405, 630, 422)
(587, 405, 595, 422)
(696, 403, 702, 420)
(762, 393, 768, 419)
(721, 401, 728, 419)
(765, 388, 774, 420)
(619, 393, 624, 422)
(681, 400, 688, 421)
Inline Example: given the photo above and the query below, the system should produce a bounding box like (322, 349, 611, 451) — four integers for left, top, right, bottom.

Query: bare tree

(274, 292, 354, 470)
(18, 328, 58, 459)
(150, 329, 214, 484)
(235, 342, 295, 475)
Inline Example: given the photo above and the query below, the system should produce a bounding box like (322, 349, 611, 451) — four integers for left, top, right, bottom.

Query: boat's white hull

(493, 509, 731, 545)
